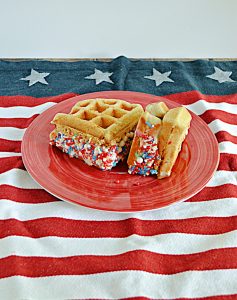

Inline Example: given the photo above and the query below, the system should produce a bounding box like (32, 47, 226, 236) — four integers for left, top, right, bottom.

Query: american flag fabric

(0, 56, 237, 299)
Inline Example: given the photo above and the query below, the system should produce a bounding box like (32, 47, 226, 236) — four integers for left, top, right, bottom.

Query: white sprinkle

(136, 157, 143, 164)
(147, 161, 153, 167)
(84, 158, 93, 166)
(96, 159, 103, 166)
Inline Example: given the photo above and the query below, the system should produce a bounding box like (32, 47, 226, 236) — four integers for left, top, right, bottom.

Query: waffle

(127, 111, 162, 176)
(51, 98, 144, 143)
(146, 101, 169, 118)
(156, 107, 192, 179)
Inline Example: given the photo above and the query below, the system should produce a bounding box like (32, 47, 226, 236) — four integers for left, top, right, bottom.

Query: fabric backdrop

(0, 56, 237, 299)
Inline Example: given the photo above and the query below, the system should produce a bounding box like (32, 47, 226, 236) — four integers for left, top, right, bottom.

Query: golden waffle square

(51, 98, 143, 143)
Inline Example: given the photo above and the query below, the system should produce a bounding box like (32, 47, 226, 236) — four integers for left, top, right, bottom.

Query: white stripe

(1, 100, 236, 119)
(0, 127, 25, 141)
(0, 198, 236, 221)
(1, 119, 236, 142)
(0, 102, 56, 118)
(207, 171, 237, 187)
(219, 141, 237, 155)
(0, 169, 41, 189)
(1, 230, 236, 258)
(185, 99, 237, 115)
(0, 152, 21, 158)
(0, 270, 236, 299)
(208, 119, 237, 136)
(1, 120, 236, 145)
(1, 169, 235, 191)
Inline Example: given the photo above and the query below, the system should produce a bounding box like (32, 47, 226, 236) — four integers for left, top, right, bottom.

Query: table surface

(0, 56, 236, 299)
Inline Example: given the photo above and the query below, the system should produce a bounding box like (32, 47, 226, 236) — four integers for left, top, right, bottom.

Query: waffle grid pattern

(49, 98, 144, 142)
(70, 98, 138, 129)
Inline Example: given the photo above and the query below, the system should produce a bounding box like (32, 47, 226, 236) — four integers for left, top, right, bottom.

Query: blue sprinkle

(122, 145, 127, 151)
(138, 168, 145, 175)
(147, 155, 153, 159)
(150, 169, 158, 175)
(113, 161, 117, 167)
(145, 121, 153, 128)
(92, 155, 97, 161)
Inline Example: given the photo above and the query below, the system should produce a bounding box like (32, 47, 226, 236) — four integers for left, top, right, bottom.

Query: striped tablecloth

(0, 57, 236, 299)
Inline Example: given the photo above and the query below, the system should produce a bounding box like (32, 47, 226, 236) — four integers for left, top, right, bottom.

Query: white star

(20, 69, 50, 86)
(144, 68, 174, 86)
(206, 66, 235, 83)
(85, 68, 114, 85)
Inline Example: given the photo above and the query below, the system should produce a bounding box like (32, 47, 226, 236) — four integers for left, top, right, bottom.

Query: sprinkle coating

(50, 132, 132, 170)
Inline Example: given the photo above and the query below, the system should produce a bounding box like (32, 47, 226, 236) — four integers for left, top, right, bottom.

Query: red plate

(21, 91, 219, 212)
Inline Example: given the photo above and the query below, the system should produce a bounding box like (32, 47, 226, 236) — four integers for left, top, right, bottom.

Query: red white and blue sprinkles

(50, 131, 133, 171)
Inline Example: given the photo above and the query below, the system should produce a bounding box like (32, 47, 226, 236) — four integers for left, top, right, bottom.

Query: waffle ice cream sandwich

(155, 107, 192, 179)
(127, 111, 162, 176)
(50, 98, 144, 170)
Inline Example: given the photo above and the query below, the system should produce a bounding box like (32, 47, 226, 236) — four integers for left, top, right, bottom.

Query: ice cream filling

(128, 133, 159, 176)
(50, 131, 134, 171)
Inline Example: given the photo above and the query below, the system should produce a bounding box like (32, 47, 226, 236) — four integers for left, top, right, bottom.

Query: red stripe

(1, 248, 236, 278)
(1, 132, 234, 152)
(0, 115, 38, 129)
(0, 139, 21, 152)
(188, 184, 237, 202)
(0, 92, 236, 108)
(125, 295, 237, 300)
(0, 157, 24, 174)
(217, 154, 237, 171)
(1, 129, 235, 156)
(177, 296, 237, 300)
(0, 93, 77, 107)
(165, 91, 237, 105)
(215, 131, 237, 145)
(0, 185, 57, 203)
(1, 152, 235, 176)
(200, 110, 237, 125)
(2, 184, 235, 204)
(1, 216, 236, 238)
